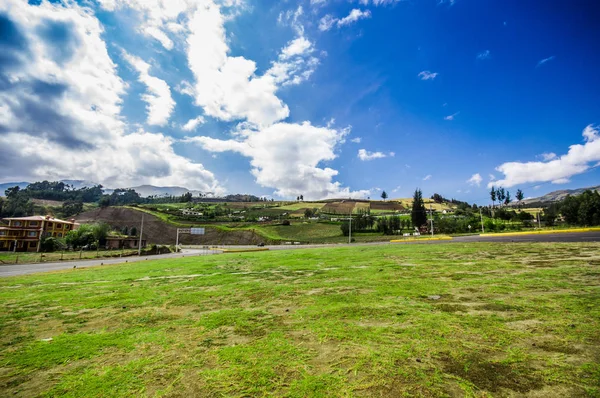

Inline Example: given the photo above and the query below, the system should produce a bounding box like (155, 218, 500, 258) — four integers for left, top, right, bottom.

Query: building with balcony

(0, 216, 78, 252)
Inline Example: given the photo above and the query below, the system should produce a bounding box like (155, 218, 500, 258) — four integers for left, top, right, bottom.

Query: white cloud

(184, 2, 319, 127)
(280, 36, 313, 59)
(0, 0, 221, 192)
(186, 123, 369, 199)
(182, 116, 206, 131)
(537, 55, 556, 68)
(467, 173, 483, 186)
(489, 174, 496, 181)
(122, 51, 175, 126)
(319, 9, 371, 31)
(392, 185, 401, 193)
(418, 71, 438, 80)
(277, 5, 304, 36)
(361, 0, 403, 5)
(350, 137, 362, 143)
(142, 26, 174, 50)
(338, 9, 371, 26)
(423, 175, 432, 181)
(477, 50, 491, 60)
(490, 125, 600, 188)
(540, 152, 557, 161)
(357, 149, 393, 161)
(444, 112, 459, 121)
(319, 15, 337, 31)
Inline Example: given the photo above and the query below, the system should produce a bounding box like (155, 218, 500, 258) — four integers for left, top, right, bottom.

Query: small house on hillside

(105, 237, 147, 250)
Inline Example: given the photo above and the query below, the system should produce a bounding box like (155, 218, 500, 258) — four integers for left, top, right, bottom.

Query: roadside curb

(211, 248, 270, 253)
(390, 237, 453, 243)
(480, 228, 600, 237)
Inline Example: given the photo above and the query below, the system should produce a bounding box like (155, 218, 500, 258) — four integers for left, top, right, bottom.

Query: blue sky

(0, 0, 599, 203)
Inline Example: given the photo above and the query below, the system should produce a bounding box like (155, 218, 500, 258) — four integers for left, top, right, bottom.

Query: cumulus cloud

(467, 173, 483, 186)
(186, 123, 369, 199)
(182, 116, 206, 131)
(122, 51, 175, 126)
(490, 125, 600, 188)
(418, 71, 438, 80)
(319, 9, 371, 31)
(477, 50, 491, 60)
(184, 2, 319, 126)
(0, 0, 222, 192)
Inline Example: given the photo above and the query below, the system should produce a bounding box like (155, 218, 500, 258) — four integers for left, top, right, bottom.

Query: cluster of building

(0, 216, 78, 252)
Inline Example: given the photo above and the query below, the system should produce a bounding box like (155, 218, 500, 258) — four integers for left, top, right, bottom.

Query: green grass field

(1, 243, 598, 397)
(0, 250, 140, 265)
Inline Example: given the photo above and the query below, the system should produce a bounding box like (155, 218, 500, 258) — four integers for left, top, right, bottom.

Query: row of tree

(490, 187, 524, 207)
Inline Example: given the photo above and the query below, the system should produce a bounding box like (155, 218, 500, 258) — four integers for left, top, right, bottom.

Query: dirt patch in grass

(479, 302, 522, 312)
(534, 340, 581, 355)
(436, 304, 468, 313)
(439, 353, 544, 393)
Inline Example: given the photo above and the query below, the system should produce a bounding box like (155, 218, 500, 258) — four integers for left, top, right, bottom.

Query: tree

(504, 191, 512, 206)
(300, 195, 304, 201)
(381, 191, 388, 201)
(99, 196, 111, 208)
(5, 186, 20, 199)
(411, 189, 427, 228)
(516, 189, 524, 202)
(490, 187, 496, 208)
(61, 201, 83, 217)
(130, 226, 138, 236)
(304, 208, 314, 219)
(497, 188, 506, 206)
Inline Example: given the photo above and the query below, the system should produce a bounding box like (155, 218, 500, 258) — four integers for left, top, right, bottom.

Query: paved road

(453, 231, 600, 243)
(2, 231, 599, 277)
(0, 249, 218, 278)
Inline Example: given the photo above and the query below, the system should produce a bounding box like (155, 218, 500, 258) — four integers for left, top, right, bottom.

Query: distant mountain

(0, 180, 207, 198)
(0, 182, 30, 195)
(128, 185, 205, 198)
(60, 180, 101, 189)
(521, 185, 600, 205)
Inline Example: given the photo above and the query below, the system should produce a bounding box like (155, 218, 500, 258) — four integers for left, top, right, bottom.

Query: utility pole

(176, 228, 180, 252)
(349, 217, 352, 244)
(429, 205, 434, 237)
(138, 214, 144, 256)
(538, 212, 541, 229)
(480, 208, 485, 233)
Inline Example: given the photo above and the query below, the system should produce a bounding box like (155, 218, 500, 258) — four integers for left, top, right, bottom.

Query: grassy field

(1, 242, 599, 397)
(0, 250, 140, 265)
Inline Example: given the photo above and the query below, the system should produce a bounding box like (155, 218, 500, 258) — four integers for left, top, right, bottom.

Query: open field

(0, 250, 140, 265)
(1, 243, 599, 397)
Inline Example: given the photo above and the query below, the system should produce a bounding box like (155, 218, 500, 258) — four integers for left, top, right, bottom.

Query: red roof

(2, 216, 75, 224)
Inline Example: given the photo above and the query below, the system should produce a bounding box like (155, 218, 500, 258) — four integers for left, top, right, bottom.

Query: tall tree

(381, 191, 388, 201)
(411, 189, 427, 228)
(497, 188, 506, 206)
(516, 189, 524, 202)
(504, 191, 512, 205)
(490, 187, 496, 208)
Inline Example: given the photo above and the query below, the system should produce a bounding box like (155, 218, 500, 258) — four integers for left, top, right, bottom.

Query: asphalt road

(0, 249, 218, 278)
(1, 231, 599, 277)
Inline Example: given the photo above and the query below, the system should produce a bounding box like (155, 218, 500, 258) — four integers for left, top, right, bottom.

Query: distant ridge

(520, 185, 600, 205)
(0, 182, 30, 194)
